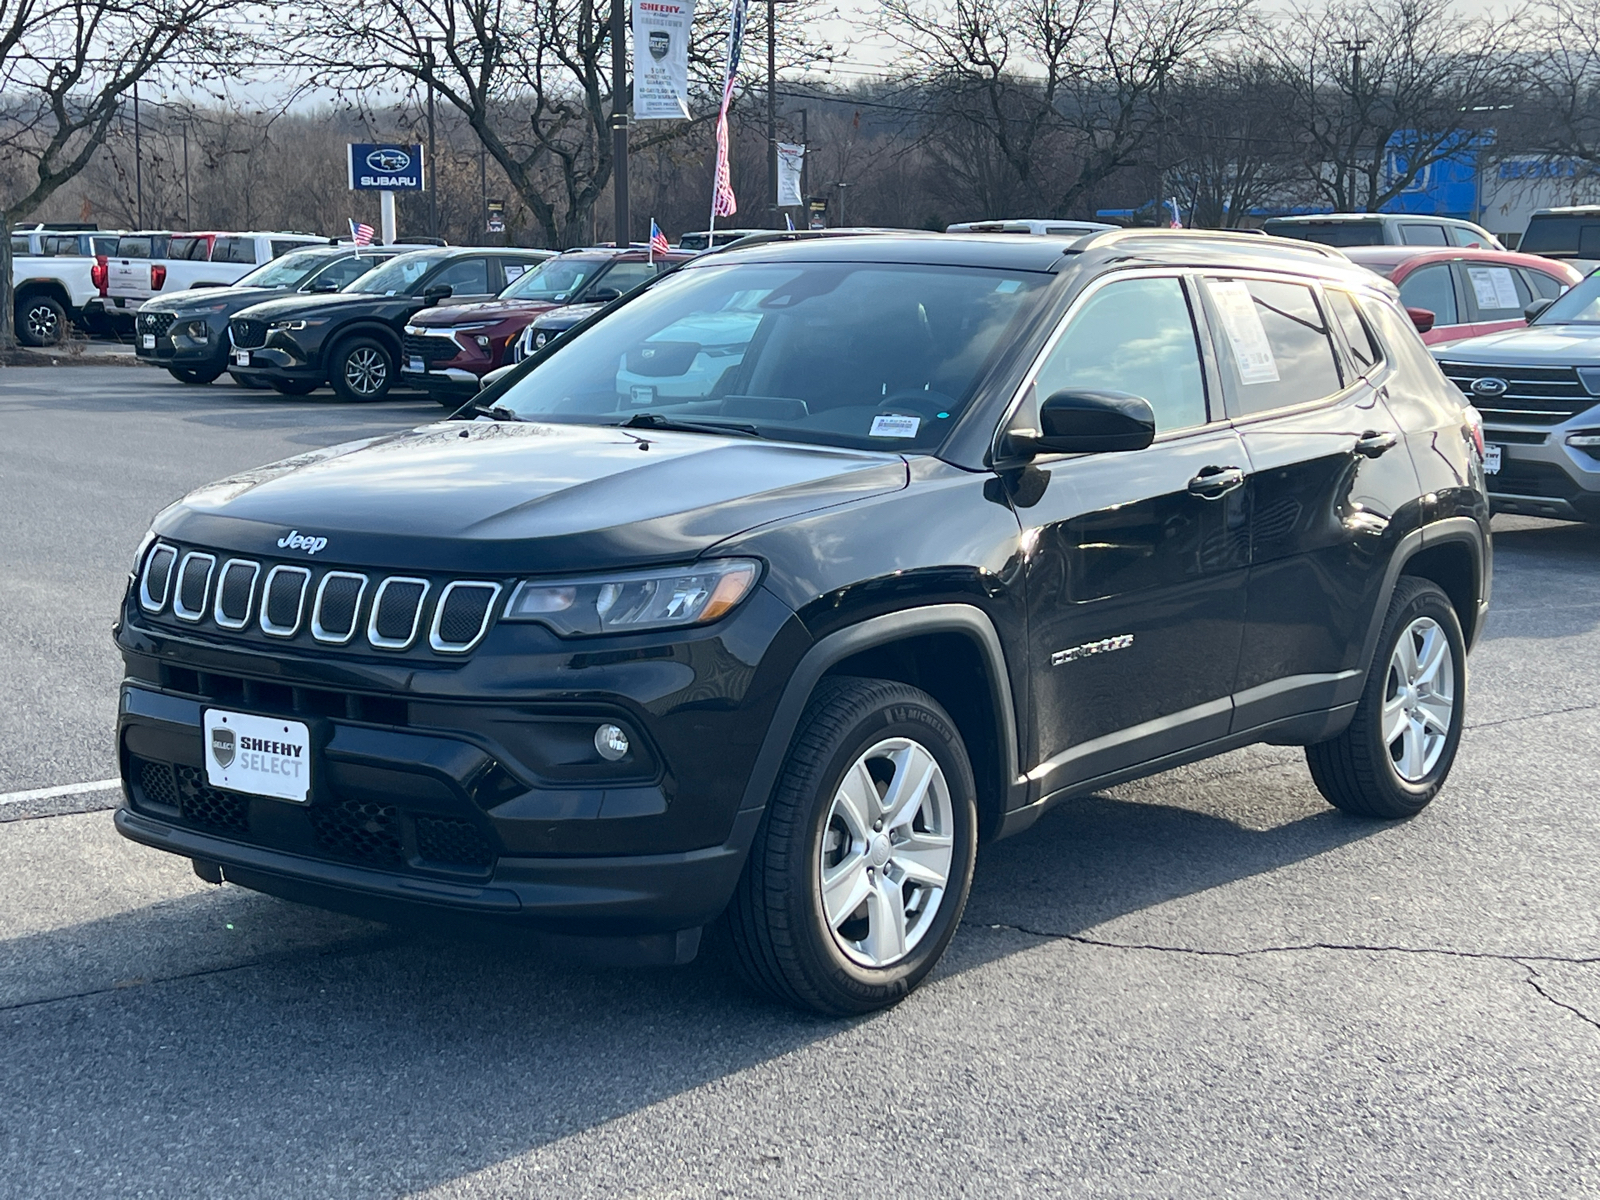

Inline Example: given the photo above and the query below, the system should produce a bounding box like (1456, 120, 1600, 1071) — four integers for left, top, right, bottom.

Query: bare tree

(0, 0, 247, 350)
(1269, 0, 1524, 212)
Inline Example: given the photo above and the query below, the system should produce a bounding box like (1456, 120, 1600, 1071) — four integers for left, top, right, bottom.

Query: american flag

(710, 0, 747, 222)
(349, 219, 375, 247)
(649, 219, 670, 261)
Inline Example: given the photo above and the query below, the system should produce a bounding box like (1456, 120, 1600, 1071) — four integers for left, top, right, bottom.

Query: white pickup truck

(11, 255, 102, 346)
(102, 231, 328, 321)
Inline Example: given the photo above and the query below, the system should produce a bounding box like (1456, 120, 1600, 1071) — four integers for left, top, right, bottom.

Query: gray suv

(1432, 272, 1600, 522)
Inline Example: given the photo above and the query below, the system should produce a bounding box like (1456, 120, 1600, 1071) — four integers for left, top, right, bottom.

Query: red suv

(402, 247, 694, 406)
(1343, 246, 1581, 346)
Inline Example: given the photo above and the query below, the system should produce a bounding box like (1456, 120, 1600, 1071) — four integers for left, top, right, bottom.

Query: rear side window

(1397, 263, 1458, 325)
(1035, 276, 1208, 433)
(116, 237, 153, 258)
(1325, 289, 1385, 374)
(1400, 224, 1449, 246)
(211, 237, 257, 264)
(270, 239, 310, 258)
(1449, 225, 1487, 247)
(168, 237, 208, 260)
(1205, 277, 1344, 415)
(1463, 264, 1531, 321)
(428, 257, 491, 295)
(1526, 270, 1568, 300)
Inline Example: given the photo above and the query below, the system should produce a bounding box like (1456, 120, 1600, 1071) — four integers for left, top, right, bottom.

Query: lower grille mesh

(415, 816, 495, 868)
(175, 764, 249, 832)
(309, 799, 404, 865)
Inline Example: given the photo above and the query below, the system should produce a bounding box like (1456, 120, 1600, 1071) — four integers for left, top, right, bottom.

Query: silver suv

(1265, 214, 1505, 251)
(1432, 272, 1600, 522)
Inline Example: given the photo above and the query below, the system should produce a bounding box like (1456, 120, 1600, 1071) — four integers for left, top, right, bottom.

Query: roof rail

(1068, 226, 1350, 262)
(702, 227, 923, 255)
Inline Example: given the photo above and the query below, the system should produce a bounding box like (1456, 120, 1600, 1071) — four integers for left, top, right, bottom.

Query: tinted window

(1400, 223, 1449, 246)
(168, 237, 209, 261)
(1325, 289, 1384, 374)
(1034, 276, 1208, 433)
(91, 235, 119, 255)
(41, 235, 78, 255)
(588, 261, 656, 297)
(1206, 277, 1344, 415)
(270, 239, 309, 258)
(429, 257, 491, 296)
(1518, 215, 1600, 256)
(116, 237, 154, 258)
(495, 261, 1049, 452)
(211, 237, 256, 264)
(1463, 264, 1532, 321)
(1266, 221, 1384, 247)
(1397, 263, 1458, 325)
(1449, 224, 1487, 247)
(10, 234, 31, 255)
(308, 254, 384, 290)
(1526, 270, 1568, 300)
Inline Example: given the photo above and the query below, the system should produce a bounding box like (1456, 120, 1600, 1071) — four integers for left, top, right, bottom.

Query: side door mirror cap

(1406, 306, 1436, 334)
(422, 283, 454, 305)
(1007, 389, 1157, 458)
(1524, 297, 1554, 323)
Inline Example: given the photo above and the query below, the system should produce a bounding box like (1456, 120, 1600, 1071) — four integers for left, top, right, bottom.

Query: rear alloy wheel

(1307, 577, 1466, 818)
(168, 365, 224, 385)
(17, 296, 66, 347)
(330, 337, 394, 403)
(269, 378, 320, 396)
(728, 676, 978, 1015)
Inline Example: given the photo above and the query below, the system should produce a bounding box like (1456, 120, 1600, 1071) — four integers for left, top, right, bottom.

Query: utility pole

(767, 0, 777, 224)
(480, 141, 487, 243)
(133, 83, 143, 228)
(834, 180, 848, 227)
(1337, 37, 1371, 210)
(182, 118, 191, 229)
(611, 0, 629, 246)
(426, 36, 437, 240)
(799, 108, 808, 215)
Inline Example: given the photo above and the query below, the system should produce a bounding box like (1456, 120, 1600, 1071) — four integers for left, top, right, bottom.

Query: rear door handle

(1187, 465, 1246, 499)
(1354, 430, 1398, 459)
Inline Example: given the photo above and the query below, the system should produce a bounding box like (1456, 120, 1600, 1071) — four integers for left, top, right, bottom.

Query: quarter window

(1205, 277, 1344, 415)
(1397, 263, 1458, 326)
(211, 237, 257, 264)
(1526, 270, 1568, 301)
(1033, 276, 1209, 433)
(1325, 289, 1385, 374)
(1400, 223, 1449, 246)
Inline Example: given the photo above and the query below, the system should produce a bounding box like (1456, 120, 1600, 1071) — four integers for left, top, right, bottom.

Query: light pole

(425, 36, 437, 240)
(834, 180, 849, 227)
(132, 83, 143, 228)
(611, 0, 629, 246)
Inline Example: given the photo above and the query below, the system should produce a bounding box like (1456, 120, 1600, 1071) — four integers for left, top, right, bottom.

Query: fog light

(475, 335, 490, 348)
(1567, 432, 1600, 448)
(594, 723, 630, 761)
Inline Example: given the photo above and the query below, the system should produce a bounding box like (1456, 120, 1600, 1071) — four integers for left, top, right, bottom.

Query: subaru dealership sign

(347, 143, 425, 191)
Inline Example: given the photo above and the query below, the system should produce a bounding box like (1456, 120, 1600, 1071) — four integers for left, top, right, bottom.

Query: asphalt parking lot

(2, 364, 1598, 1198)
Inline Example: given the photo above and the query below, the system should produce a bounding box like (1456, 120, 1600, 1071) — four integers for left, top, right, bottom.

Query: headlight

(503, 559, 761, 636)
(268, 318, 326, 332)
(534, 330, 550, 349)
(181, 320, 210, 339)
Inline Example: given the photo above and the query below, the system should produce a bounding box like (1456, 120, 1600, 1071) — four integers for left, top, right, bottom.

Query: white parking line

(0, 778, 122, 807)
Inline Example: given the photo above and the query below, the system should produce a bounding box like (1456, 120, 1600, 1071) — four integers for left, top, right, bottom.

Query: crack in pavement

(1466, 700, 1600, 732)
(1521, 963, 1600, 1034)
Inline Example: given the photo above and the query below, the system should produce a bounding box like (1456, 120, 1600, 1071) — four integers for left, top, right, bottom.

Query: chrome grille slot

(312, 571, 368, 644)
(213, 559, 259, 629)
(260, 565, 311, 637)
(139, 543, 178, 612)
(1437, 361, 1600, 426)
(429, 581, 502, 653)
(172, 552, 216, 622)
(368, 577, 429, 650)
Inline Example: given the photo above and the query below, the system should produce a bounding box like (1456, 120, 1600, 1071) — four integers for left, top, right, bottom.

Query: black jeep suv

(116, 231, 1491, 1014)
(227, 246, 554, 401)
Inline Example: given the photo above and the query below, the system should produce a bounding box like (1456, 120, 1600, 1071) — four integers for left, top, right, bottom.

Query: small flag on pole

(649, 219, 670, 261)
(349, 219, 375, 247)
(785, 212, 795, 232)
(1166, 198, 1183, 229)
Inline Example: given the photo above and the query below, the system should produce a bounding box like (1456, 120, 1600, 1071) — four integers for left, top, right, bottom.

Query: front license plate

(407, 356, 425, 373)
(141, 334, 156, 349)
(1484, 444, 1502, 474)
(234, 350, 250, 367)
(203, 709, 310, 803)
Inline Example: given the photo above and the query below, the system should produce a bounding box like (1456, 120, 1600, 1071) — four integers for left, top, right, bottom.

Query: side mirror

(587, 287, 622, 303)
(1524, 297, 1554, 323)
(1406, 306, 1436, 334)
(422, 283, 454, 305)
(308, 280, 340, 293)
(1009, 390, 1156, 457)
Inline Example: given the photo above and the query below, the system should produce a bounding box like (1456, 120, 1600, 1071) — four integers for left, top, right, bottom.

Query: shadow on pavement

(0, 790, 1379, 1196)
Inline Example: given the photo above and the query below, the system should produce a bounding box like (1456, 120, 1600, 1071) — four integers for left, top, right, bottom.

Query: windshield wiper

(618, 412, 763, 438)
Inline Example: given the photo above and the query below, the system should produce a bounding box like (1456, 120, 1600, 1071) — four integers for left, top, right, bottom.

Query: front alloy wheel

(329, 336, 394, 402)
(728, 676, 977, 1014)
(18, 297, 66, 346)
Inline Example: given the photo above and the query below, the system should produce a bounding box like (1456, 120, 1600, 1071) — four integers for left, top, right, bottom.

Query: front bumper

(400, 366, 481, 401)
(1484, 418, 1600, 521)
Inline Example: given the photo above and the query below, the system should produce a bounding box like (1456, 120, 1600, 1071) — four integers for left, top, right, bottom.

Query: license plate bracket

(407, 357, 425, 373)
(202, 709, 311, 803)
(1484, 444, 1502, 475)
(234, 349, 250, 367)
(141, 334, 156, 349)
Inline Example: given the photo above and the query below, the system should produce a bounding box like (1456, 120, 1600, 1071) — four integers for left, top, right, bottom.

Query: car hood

(145, 285, 290, 313)
(153, 421, 910, 574)
(535, 302, 604, 327)
(1431, 323, 1600, 364)
(231, 291, 407, 321)
(410, 299, 560, 328)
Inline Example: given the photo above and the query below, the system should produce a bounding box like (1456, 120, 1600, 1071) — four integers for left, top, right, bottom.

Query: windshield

(1532, 271, 1600, 323)
(236, 251, 333, 289)
(501, 257, 602, 302)
(344, 250, 452, 295)
(493, 260, 1050, 452)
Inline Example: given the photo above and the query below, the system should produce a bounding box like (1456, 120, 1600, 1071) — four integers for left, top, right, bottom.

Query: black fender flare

(726, 603, 1025, 857)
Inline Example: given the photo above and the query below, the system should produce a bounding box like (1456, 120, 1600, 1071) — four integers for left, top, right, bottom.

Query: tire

(234, 373, 271, 390)
(167, 365, 224, 385)
(328, 336, 394, 403)
(727, 676, 978, 1015)
(16, 295, 67, 347)
(1306, 577, 1467, 819)
(269, 378, 319, 396)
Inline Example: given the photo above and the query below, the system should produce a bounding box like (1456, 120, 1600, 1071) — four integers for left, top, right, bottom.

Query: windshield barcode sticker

(1209, 280, 1280, 385)
(870, 414, 921, 438)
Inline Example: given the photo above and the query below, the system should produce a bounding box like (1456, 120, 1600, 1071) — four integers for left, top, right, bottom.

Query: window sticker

(870, 414, 921, 438)
(995, 279, 1022, 294)
(1467, 266, 1519, 311)
(504, 264, 527, 282)
(1209, 280, 1280, 384)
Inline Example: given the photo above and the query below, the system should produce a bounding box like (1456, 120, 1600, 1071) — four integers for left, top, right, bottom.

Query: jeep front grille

(228, 318, 267, 349)
(1437, 361, 1600, 426)
(136, 543, 505, 656)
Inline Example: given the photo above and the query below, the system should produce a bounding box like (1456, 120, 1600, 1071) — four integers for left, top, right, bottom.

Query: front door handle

(1354, 430, 1398, 459)
(1187, 465, 1246, 499)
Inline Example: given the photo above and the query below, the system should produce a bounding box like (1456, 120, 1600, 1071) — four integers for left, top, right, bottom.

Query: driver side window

(1033, 276, 1209, 433)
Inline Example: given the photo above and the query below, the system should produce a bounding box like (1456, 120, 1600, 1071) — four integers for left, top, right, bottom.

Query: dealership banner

(633, 0, 694, 120)
(777, 142, 805, 207)
(347, 144, 425, 191)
